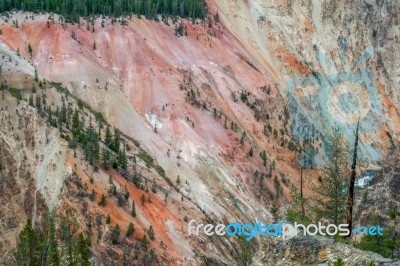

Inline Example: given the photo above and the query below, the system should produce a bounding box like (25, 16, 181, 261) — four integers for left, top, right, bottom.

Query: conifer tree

(99, 194, 107, 206)
(47, 211, 60, 266)
(61, 100, 67, 123)
(36, 95, 41, 112)
(29, 94, 34, 107)
(313, 134, 349, 225)
(34, 68, 38, 81)
(147, 225, 155, 240)
(60, 213, 79, 266)
(112, 127, 120, 152)
(28, 43, 33, 57)
(111, 225, 120, 245)
(126, 222, 134, 237)
(141, 234, 148, 251)
(233, 235, 254, 266)
(16, 219, 43, 266)
(74, 233, 91, 266)
(102, 148, 111, 169)
(0, 0, 206, 20)
(105, 125, 112, 148)
(72, 109, 81, 140)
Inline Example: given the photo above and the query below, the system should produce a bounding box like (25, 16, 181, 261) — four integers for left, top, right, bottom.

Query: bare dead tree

(346, 120, 360, 237)
(300, 167, 304, 219)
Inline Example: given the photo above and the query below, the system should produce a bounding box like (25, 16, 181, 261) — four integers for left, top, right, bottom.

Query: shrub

(333, 258, 345, 266)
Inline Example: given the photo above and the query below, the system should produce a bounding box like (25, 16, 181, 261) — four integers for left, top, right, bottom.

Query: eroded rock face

(252, 235, 399, 266)
(355, 146, 400, 232)
(0, 0, 397, 231)
(0, 98, 63, 262)
(389, 173, 400, 202)
(0, 0, 399, 264)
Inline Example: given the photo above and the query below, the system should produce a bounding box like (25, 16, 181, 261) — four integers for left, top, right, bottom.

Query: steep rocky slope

(0, 78, 235, 264)
(0, 0, 399, 264)
(251, 235, 399, 266)
(354, 146, 400, 237)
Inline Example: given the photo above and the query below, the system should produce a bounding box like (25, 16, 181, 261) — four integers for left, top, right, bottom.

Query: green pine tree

(112, 127, 120, 152)
(126, 222, 134, 237)
(60, 213, 79, 266)
(147, 226, 155, 240)
(233, 235, 254, 266)
(29, 94, 34, 107)
(141, 234, 148, 251)
(312, 134, 349, 225)
(111, 224, 120, 245)
(72, 109, 81, 140)
(16, 219, 43, 266)
(102, 148, 111, 169)
(99, 194, 107, 206)
(105, 125, 112, 148)
(74, 233, 91, 266)
(47, 211, 60, 266)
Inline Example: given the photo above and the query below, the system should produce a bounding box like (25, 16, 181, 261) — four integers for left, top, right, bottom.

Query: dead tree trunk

(346, 120, 360, 237)
(300, 167, 304, 218)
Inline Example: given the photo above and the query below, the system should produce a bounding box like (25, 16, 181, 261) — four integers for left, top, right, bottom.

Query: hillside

(0, 0, 399, 265)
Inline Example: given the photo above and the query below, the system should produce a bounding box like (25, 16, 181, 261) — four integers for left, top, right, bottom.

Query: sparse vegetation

(286, 184, 310, 224)
(174, 21, 187, 37)
(0, 76, 219, 265)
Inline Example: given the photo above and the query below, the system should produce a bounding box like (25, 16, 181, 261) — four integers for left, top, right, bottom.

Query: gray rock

(252, 235, 399, 266)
